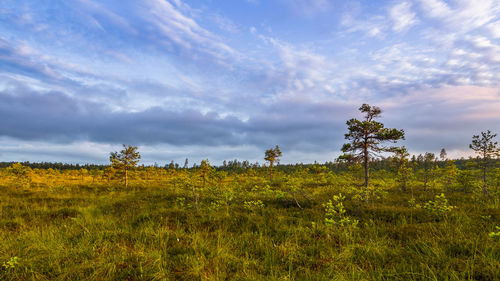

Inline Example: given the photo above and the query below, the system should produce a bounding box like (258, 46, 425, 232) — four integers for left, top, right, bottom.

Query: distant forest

(0, 157, 480, 172)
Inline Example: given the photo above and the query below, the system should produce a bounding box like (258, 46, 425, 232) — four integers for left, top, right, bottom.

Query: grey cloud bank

(1, 82, 498, 164)
(0, 84, 347, 148)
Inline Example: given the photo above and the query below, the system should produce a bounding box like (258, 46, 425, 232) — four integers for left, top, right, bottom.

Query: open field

(2, 1, 500, 280)
(1, 165, 499, 280)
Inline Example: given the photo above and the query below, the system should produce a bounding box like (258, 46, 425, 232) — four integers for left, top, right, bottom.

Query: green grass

(1, 184, 499, 280)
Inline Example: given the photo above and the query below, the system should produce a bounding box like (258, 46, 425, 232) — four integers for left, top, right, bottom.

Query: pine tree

(440, 148, 447, 161)
(340, 104, 405, 201)
(393, 147, 414, 193)
(422, 152, 436, 191)
(110, 144, 141, 188)
(265, 145, 282, 180)
(469, 130, 499, 198)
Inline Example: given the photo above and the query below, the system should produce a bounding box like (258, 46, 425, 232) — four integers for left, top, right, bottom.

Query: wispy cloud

(75, 0, 134, 33)
(141, 0, 237, 63)
(389, 2, 418, 32)
(418, 0, 499, 32)
(418, 0, 451, 18)
(340, 13, 387, 38)
(0, 38, 63, 81)
(256, 35, 334, 99)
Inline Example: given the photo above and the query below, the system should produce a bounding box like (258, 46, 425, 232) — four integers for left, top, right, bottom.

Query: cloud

(0, 85, 237, 145)
(340, 13, 387, 38)
(0, 37, 129, 94)
(381, 85, 500, 153)
(418, 0, 451, 18)
(141, 0, 237, 64)
(389, 2, 418, 32)
(251, 34, 339, 102)
(1, 0, 500, 164)
(0, 84, 352, 151)
(75, 0, 134, 33)
(418, 0, 499, 33)
(6, 0, 240, 70)
(0, 137, 116, 164)
(0, 38, 62, 81)
(208, 13, 239, 33)
(486, 20, 500, 38)
(3, 80, 497, 163)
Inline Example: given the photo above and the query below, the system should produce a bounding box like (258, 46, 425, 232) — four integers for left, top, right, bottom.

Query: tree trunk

(363, 141, 369, 202)
(291, 191, 303, 209)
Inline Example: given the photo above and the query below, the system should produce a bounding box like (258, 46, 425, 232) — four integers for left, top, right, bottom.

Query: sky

(0, 0, 499, 165)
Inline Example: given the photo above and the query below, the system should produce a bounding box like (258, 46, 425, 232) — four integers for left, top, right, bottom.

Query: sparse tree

(440, 148, 447, 161)
(469, 130, 499, 198)
(340, 104, 405, 201)
(422, 152, 436, 191)
(168, 161, 175, 170)
(199, 159, 211, 189)
(191, 159, 212, 210)
(441, 160, 459, 190)
(89, 168, 101, 184)
(265, 145, 282, 180)
(110, 144, 141, 188)
(393, 146, 414, 193)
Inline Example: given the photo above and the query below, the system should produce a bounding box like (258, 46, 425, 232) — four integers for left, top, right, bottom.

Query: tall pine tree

(340, 104, 404, 201)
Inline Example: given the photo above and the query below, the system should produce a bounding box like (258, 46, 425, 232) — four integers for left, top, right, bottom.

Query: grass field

(1, 177, 499, 281)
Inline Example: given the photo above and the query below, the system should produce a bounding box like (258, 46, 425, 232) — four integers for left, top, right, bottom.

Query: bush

(323, 193, 358, 228)
(423, 193, 455, 215)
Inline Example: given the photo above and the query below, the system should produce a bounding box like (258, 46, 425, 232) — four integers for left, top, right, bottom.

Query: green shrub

(489, 226, 500, 241)
(244, 200, 264, 211)
(2, 257, 18, 269)
(423, 193, 455, 215)
(323, 193, 358, 228)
